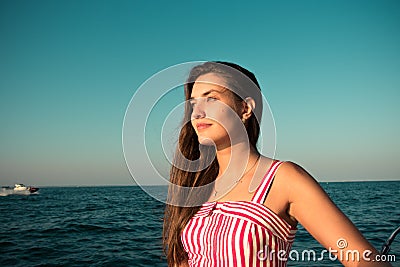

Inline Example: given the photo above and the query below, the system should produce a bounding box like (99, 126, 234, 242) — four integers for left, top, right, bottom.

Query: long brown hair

(162, 61, 262, 266)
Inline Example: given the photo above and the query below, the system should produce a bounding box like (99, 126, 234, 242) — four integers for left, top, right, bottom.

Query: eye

(206, 97, 217, 102)
(189, 99, 196, 107)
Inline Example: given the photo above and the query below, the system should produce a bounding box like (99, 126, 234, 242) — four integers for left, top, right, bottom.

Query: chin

(198, 137, 215, 146)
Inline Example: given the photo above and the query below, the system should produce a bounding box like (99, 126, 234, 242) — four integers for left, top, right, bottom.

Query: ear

(241, 97, 256, 120)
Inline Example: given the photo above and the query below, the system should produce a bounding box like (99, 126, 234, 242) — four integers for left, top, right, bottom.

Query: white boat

(0, 184, 39, 196)
(13, 184, 39, 193)
(14, 184, 27, 190)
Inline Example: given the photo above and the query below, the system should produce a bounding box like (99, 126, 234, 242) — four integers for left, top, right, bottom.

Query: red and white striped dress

(181, 161, 297, 267)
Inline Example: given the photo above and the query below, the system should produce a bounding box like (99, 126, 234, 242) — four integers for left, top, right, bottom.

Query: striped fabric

(181, 161, 297, 267)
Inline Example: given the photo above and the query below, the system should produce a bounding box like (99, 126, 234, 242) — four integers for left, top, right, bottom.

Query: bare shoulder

(276, 161, 313, 178)
(274, 161, 326, 203)
(263, 160, 310, 197)
(275, 161, 320, 187)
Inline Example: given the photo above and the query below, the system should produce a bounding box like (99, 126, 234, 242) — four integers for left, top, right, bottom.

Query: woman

(163, 61, 390, 266)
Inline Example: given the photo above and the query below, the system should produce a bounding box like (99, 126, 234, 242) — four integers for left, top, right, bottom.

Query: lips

(196, 123, 212, 130)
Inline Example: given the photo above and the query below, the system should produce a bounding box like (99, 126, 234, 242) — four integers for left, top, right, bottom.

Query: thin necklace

(214, 154, 261, 197)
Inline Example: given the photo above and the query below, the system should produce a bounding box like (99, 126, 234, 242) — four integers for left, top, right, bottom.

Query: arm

(280, 162, 392, 267)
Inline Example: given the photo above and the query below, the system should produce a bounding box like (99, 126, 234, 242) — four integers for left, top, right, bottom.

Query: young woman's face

(190, 73, 244, 149)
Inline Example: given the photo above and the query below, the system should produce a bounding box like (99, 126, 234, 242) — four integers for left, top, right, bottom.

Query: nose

(191, 101, 206, 120)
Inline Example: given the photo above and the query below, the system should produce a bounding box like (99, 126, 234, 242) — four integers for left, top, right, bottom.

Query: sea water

(0, 181, 399, 266)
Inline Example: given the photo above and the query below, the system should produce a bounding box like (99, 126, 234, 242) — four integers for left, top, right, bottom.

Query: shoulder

(275, 161, 334, 213)
(274, 161, 322, 199)
(275, 161, 318, 184)
(276, 160, 309, 175)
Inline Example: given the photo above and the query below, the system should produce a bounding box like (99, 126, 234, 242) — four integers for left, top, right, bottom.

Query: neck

(216, 142, 259, 177)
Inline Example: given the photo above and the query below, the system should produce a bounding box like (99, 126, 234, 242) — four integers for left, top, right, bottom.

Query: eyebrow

(189, 89, 224, 100)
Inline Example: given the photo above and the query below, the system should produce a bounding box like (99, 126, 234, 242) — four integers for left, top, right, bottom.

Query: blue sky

(0, 0, 399, 186)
